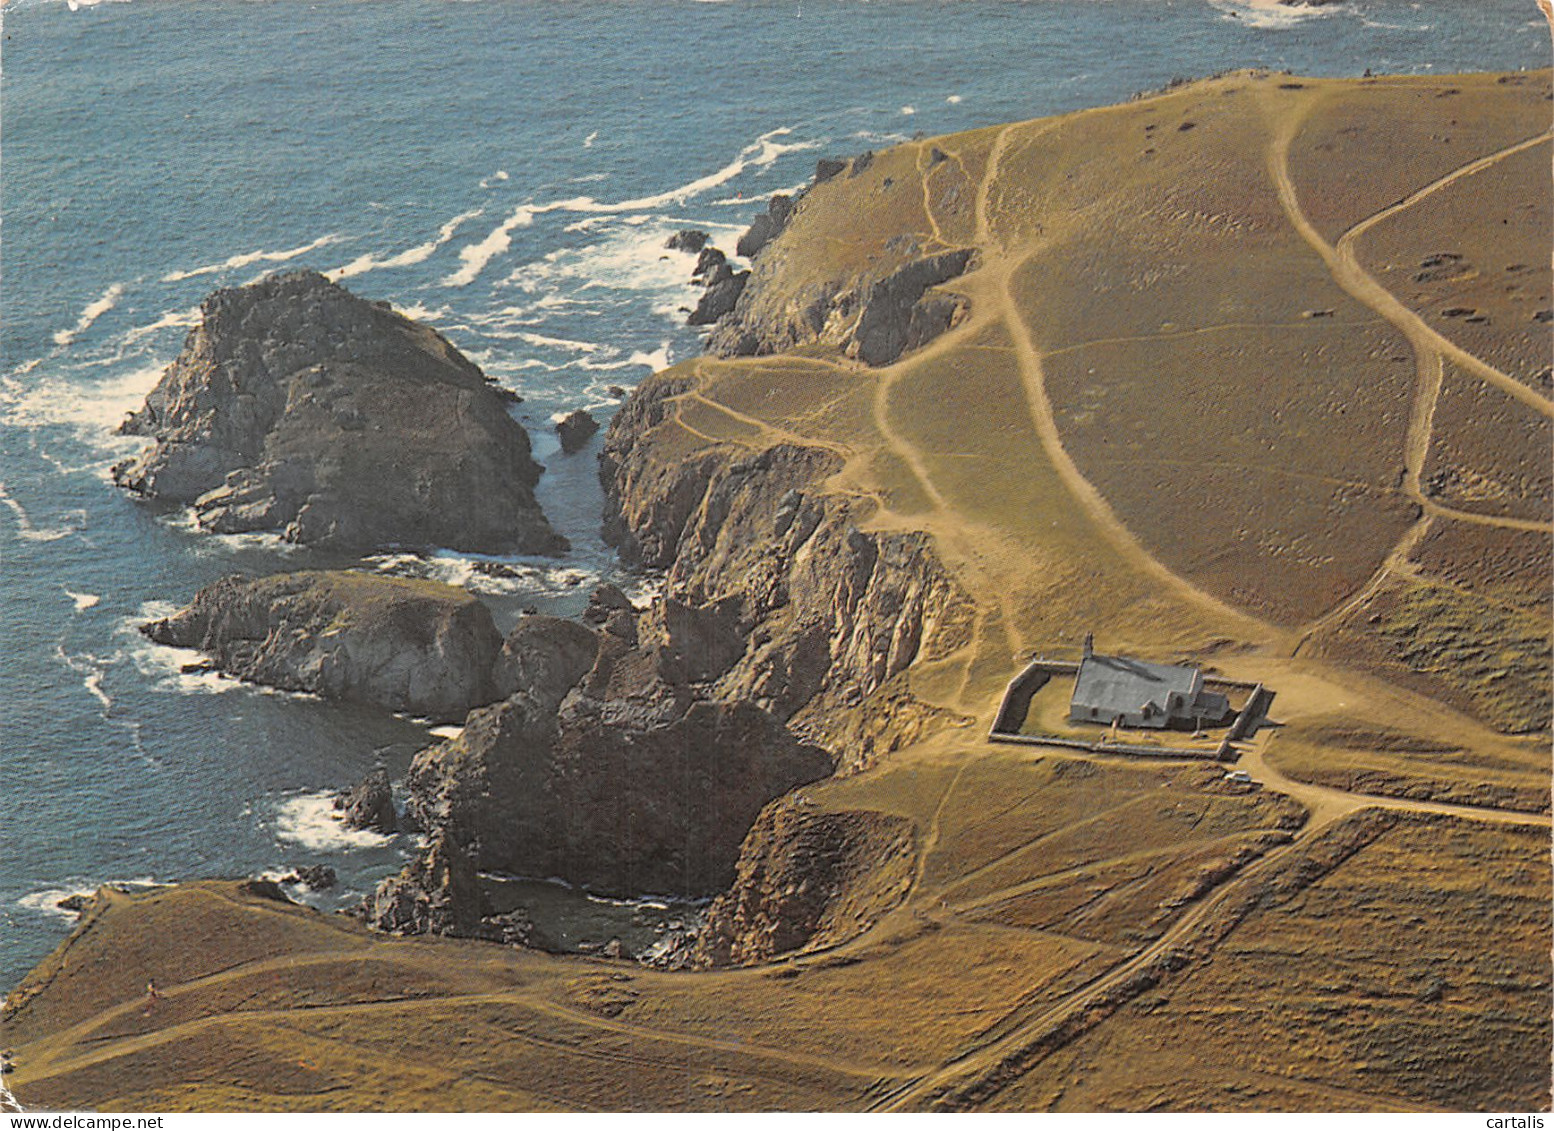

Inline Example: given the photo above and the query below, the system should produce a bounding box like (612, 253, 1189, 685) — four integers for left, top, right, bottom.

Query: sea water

(1, 0, 1545, 989)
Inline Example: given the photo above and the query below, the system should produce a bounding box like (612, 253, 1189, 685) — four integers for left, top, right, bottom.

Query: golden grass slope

(5, 71, 1551, 1113)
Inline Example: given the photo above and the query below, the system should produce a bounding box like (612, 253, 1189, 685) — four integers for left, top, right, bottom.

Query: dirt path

(993, 250, 1277, 643)
(1266, 104, 1552, 651)
(18, 941, 909, 1092)
(1265, 103, 1553, 422)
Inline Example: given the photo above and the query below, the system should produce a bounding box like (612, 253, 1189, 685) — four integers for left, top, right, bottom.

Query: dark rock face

(849, 249, 977, 365)
(491, 614, 599, 705)
(688, 270, 749, 326)
(359, 829, 480, 936)
(692, 246, 728, 282)
(113, 270, 564, 555)
(693, 804, 918, 967)
(735, 194, 796, 259)
(142, 571, 503, 723)
(334, 768, 396, 835)
(709, 246, 974, 366)
(402, 689, 833, 899)
(555, 408, 600, 454)
(814, 157, 848, 183)
(602, 387, 975, 761)
(666, 229, 710, 253)
(282, 864, 338, 890)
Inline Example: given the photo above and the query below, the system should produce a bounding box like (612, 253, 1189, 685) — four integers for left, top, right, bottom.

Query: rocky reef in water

(142, 571, 505, 723)
(113, 270, 564, 555)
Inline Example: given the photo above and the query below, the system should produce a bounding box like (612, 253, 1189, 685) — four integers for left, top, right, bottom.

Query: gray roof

(1071, 653, 1199, 716)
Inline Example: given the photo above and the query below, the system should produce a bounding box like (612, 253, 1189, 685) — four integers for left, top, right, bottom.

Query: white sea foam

(0, 482, 81, 542)
(123, 305, 202, 345)
(428, 724, 464, 741)
(1207, 0, 1339, 29)
(629, 343, 672, 373)
(444, 198, 590, 287)
(946, 94, 963, 104)
(118, 604, 243, 695)
(64, 589, 101, 611)
(392, 302, 452, 323)
(17, 878, 160, 924)
(56, 644, 118, 714)
(479, 170, 510, 189)
(596, 127, 820, 212)
(327, 209, 483, 281)
(515, 331, 605, 354)
(900, 105, 916, 115)
(444, 126, 818, 287)
(2, 361, 167, 460)
(503, 222, 708, 314)
(366, 549, 602, 598)
(53, 282, 127, 347)
(583, 131, 599, 148)
(273, 791, 392, 851)
(161, 235, 340, 283)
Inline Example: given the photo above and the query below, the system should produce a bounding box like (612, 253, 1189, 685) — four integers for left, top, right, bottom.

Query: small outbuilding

(1068, 633, 1230, 730)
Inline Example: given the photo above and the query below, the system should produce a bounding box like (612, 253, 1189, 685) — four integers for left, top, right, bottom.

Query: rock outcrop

(492, 613, 599, 703)
(687, 149, 976, 365)
(734, 193, 796, 259)
(142, 571, 503, 723)
(114, 270, 564, 555)
(666, 229, 709, 253)
(555, 409, 600, 454)
(693, 803, 918, 967)
(601, 378, 975, 760)
(398, 628, 835, 899)
(334, 768, 397, 835)
(709, 244, 974, 365)
(359, 829, 481, 937)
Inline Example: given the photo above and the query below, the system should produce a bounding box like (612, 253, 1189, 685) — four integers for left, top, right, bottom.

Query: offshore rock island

(6, 70, 1552, 1112)
(113, 271, 565, 556)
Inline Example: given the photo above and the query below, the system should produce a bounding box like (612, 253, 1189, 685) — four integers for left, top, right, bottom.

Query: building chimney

(1082, 631, 1094, 660)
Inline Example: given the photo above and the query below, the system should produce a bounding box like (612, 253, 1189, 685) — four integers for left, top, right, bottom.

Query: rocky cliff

(114, 270, 564, 555)
(692, 802, 918, 967)
(365, 592, 834, 922)
(703, 153, 975, 364)
(601, 376, 975, 757)
(143, 571, 504, 722)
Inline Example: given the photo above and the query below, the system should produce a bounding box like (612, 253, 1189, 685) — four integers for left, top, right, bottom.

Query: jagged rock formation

(142, 571, 503, 723)
(280, 865, 337, 890)
(393, 603, 834, 903)
(492, 613, 600, 702)
(555, 408, 599, 454)
(113, 270, 564, 555)
(709, 243, 975, 364)
(693, 803, 918, 967)
(665, 229, 709, 253)
(735, 194, 796, 259)
(359, 829, 481, 936)
(334, 768, 396, 835)
(697, 152, 975, 364)
(602, 377, 975, 758)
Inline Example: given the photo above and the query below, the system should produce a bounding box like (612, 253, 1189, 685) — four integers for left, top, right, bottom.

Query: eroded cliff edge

(366, 381, 976, 941)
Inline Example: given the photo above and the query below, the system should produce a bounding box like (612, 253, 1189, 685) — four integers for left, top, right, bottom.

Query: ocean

(1, 0, 1546, 991)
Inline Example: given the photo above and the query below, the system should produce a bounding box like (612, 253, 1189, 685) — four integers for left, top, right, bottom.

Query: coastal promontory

(143, 571, 504, 722)
(113, 271, 565, 555)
